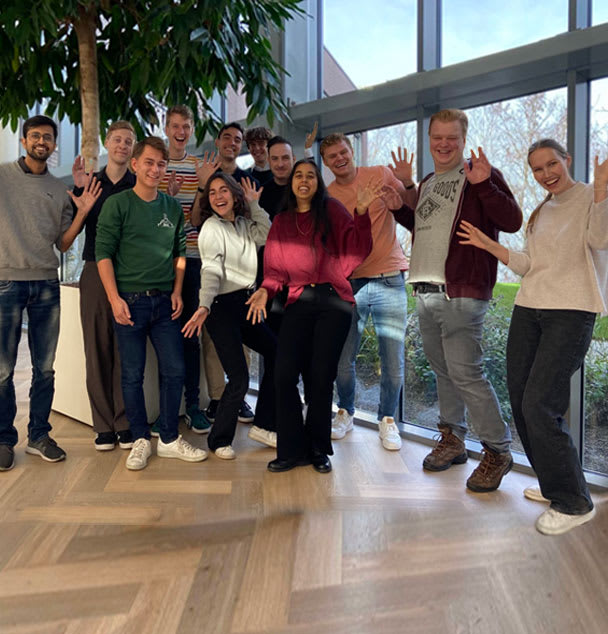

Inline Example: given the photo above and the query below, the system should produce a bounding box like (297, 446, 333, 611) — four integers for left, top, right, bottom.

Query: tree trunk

(74, 5, 100, 171)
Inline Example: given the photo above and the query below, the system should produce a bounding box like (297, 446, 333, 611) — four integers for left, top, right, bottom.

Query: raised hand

(356, 177, 385, 215)
(389, 147, 415, 186)
(182, 306, 209, 337)
(196, 151, 221, 189)
(594, 155, 608, 202)
(380, 184, 404, 210)
(167, 170, 184, 197)
(68, 174, 102, 216)
(245, 288, 268, 324)
(72, 155, 89, 188)
(241, 176, 263, 204)
(456, 220, 494, 251)
(463, 147, 491, 184)
(305, 121, 319, 150)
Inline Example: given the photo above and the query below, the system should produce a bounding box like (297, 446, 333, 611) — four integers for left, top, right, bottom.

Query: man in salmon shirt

(321, 133, 417, 451)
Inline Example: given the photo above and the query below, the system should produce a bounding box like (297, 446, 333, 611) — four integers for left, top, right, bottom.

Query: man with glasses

(0, 115, 100, 470)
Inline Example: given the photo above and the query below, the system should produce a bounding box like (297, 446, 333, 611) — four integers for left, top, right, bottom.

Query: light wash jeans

(0, 279, 60, 446)
(416, 292, 511, 453)
(336, 273, 407, 420)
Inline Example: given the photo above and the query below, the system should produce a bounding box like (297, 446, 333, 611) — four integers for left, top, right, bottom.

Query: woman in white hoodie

(182, 173, 276, 460)
(457, 138, 608, 536)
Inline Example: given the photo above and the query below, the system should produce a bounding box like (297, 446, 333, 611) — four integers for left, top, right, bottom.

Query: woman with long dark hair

(182, 173, 277, 460)
(247, 159, 380, 473)
(457, 139, 608, 535)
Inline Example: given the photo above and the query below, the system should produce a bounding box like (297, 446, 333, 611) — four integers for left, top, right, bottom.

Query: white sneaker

(524, 486, 549, 503)
(535, 507, 596, 536)
(157, 435, 207, 462)
(215, 445, 236, 460)
(126, 438, 152, 471)
(248, 425, 277, 448)
(379, 416, 402, 451)
(331, 409, 354, 440)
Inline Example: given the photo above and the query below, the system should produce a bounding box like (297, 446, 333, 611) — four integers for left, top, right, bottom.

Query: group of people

(0, 107, 606, 537)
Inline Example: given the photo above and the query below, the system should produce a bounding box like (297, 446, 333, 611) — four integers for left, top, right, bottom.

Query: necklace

(295, 214, 311, 235)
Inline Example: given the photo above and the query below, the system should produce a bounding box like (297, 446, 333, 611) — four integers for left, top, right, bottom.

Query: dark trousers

(180, 258, 202, 409)
(114, 293, 185, 444)
(79, 262, 128, 434)
(205, 289, 277, 450)
(507, 306, 595, 515)
(275, 284, 353, 460)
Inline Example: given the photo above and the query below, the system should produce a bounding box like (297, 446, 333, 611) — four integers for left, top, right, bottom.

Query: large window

(593, 1, 608, 25)
(442, 0, 568, 66)
(322, 1, 417, 95)
(583, 77, 608, 476)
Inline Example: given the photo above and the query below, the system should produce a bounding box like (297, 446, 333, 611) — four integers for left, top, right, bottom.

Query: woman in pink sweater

(457, 139, 608, 536)
(247, 159, 379, 473)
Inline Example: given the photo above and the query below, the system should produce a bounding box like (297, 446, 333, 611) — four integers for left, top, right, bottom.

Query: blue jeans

(0, 279, 60, 446)
(113, 293, 185, 444)
(336, 273, 407, 420)
(507, 306, 595, 514)
(416, 293, 511, 453)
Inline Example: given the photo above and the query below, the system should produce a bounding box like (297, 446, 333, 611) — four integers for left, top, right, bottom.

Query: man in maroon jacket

(393, 108, 523, 492)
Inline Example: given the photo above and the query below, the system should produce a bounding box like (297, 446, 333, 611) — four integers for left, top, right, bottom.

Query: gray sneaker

(0, 444, 15, 471)
(25, 436, 66, 462)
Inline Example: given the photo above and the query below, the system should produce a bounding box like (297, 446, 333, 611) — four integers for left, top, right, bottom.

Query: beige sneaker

(215, 445, 236, 460)
(248, 426, 277, 448)
(378, 416, 402, 451)
(524, 486, 549, 503)
(536, 507, 596, 535)
(423, 424, 468, 471)
(126, 438, 152, 471)
(157, 435, 207, 462)
(331, 409, 353, 440)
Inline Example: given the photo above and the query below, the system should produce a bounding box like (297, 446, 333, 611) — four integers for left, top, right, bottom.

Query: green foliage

(0, 0, 304, 142)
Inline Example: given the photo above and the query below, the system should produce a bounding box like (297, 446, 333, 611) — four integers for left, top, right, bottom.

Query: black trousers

(275, 284, 353, 460)
(507, 306, 595, 514)
(205, 289, 277, 450)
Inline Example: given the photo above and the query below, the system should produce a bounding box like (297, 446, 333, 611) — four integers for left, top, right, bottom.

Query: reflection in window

(442, 0, 568, 66)
(583, 77, 608, 476)
(323, 0, 416, 95)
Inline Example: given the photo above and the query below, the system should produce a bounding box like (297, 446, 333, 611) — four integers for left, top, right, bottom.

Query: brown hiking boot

(466, 447, 513, 492)
(423, 424, 468, 471)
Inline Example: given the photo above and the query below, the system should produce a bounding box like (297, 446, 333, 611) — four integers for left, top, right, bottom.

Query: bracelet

(197, 187, 205, 193)
(405, 183, 416, 190)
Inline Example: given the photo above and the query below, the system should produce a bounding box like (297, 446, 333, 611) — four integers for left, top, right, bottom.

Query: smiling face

(268, 142, 295, 184)
(208, 177, 236, 220)
(291, 163, 318, 209)
(131, 146, 167, 190)
(322, 140, 355, 181)
(429, 119, 466, 174)
(105, 128, 135, 166)
(247, 139, 268, 168)
(21, 125, 56, 164)
(528, 147, 574, 195)
(165, 114, 193, 157)
(215, 127, 243, 163)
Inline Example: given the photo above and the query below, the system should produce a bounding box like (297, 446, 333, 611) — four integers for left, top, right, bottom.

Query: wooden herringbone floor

(1, 339, 607, 634)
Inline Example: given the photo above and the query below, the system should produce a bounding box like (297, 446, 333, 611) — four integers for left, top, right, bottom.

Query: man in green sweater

(96, 136, 207, 471)
(0, 115, 101, 471)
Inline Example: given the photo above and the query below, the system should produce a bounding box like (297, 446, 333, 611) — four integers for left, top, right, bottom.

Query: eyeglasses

(27, 132, 55, 143)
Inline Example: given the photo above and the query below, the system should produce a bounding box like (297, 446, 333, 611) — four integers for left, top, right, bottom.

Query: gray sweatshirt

(0, 160, 73, 280)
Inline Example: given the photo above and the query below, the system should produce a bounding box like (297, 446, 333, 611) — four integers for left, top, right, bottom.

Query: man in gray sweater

(0, 115, 100, 471)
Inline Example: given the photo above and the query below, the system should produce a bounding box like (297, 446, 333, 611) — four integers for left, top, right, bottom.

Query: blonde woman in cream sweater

(457, 138, 608, 536)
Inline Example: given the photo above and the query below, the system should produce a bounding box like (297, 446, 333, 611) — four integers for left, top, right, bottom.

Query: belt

(362, 270, 401, 280)
(122, 289, 171, 298)
(412, 282, 446, 294)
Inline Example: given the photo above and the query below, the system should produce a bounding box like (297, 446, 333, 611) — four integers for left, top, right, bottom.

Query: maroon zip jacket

(392, 166, 523, 300)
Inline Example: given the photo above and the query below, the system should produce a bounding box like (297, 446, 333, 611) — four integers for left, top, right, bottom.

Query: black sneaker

(0, 444, 15, 471)
(25, 436, 66, 462)
(95, 431, 117, 451)
(205, 399, 219, 423)
(117, 429, 134, 449)
(238, 400, 255, 423)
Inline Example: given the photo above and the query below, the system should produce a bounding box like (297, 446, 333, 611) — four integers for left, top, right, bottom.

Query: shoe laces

(174, 435, 198, 456)
(475, 449, 498, 475)
(131, 439, 148, 459)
